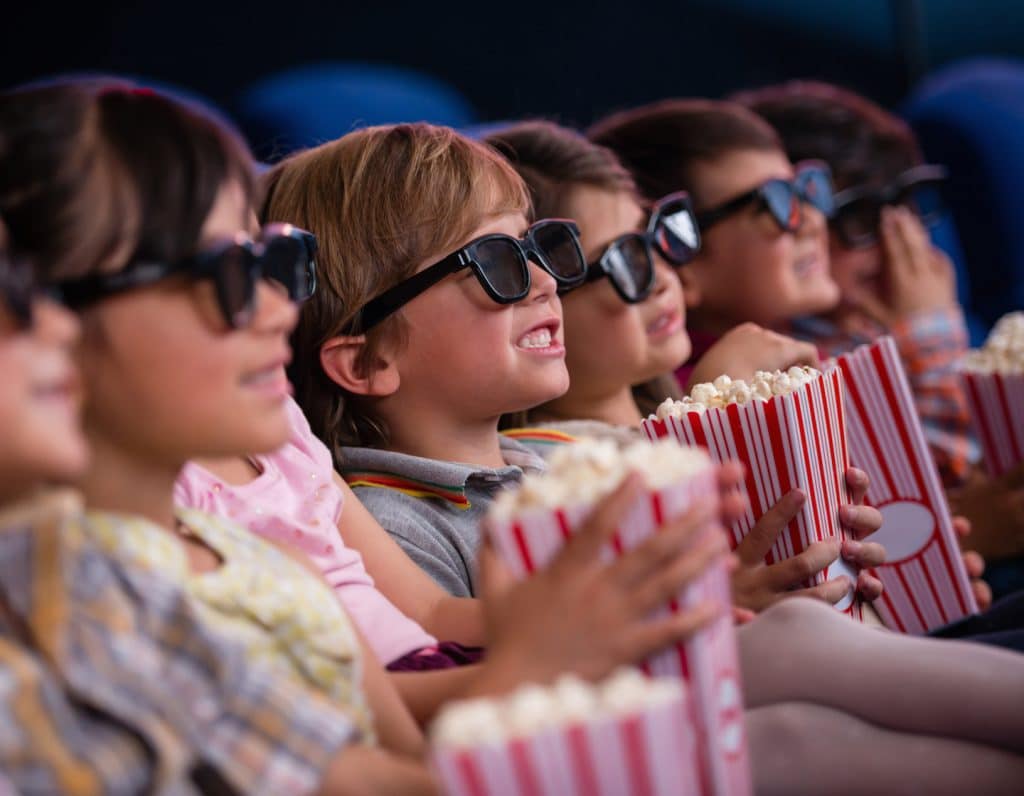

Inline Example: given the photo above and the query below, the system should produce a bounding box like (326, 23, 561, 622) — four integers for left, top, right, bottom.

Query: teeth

(517, 327, 553, 349)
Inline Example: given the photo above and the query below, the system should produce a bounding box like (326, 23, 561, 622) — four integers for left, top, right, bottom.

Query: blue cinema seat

(904, 58, 1024, 342)
(235, 63, 476, 160)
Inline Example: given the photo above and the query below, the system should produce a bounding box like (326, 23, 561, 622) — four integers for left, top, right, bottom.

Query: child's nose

(526, 260, 558, 301)
(798, 204, 828, 239)
(253, 279, 299, 334)
(35, 297, 80, 346)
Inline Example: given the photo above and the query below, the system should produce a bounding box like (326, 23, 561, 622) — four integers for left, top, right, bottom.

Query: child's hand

(848, 206, 958, 327)
(478, 473, 729, 686)
(951, 514, 994, 611)
(948, 462, 1024, 562)
(728, 467, 885, 612)
(687, 323, 820, 389)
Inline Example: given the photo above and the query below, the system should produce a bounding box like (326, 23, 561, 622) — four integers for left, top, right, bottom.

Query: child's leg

(747, 702, 1024, 796)
(738, 598, 1024, 752)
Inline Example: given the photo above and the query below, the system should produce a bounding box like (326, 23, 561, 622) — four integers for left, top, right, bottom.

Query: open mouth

(646, 309, 683, 339)
(794, 254, 824, 278)
(241, 355, 293, 397)
(515, 320, 564, 355)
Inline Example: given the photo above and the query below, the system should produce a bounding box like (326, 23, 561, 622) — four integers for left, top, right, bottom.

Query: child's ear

(320, 335, 400, 397)
(677, 262, 704, 309)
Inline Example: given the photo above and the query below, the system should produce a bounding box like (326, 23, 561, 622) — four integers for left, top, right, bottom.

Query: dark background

(4, 0, 1024, 135)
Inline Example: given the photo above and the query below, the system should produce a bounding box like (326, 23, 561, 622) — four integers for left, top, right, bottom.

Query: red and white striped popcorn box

(837, 336, 978, 634)
(486, 469, 751, 796)
(961, 368, 1024, 478)
(640, 368, 861, 619)
(431, 687, 701, 796)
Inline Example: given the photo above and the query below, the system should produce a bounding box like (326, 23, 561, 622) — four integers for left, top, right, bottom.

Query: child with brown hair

(734, 81, 1024, 591)
(483, 119, 886, 613)
(588, 99, 841, 390)
(263, 120, 1024, 792)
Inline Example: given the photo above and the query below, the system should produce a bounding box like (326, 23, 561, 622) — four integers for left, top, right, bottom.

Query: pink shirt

(174, 397, 437, 665)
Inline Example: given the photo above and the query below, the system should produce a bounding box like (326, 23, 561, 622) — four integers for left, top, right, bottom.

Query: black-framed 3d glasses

(695, 161, 836, 233)
(346, 219, 586, 334)
(831, 164, 949, 249)
(576, 192, 701, 305)
(1, 255, 55, 331)
(55, 223, 317, 329)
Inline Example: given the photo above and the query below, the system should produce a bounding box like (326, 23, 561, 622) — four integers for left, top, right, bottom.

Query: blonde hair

(262, 123, 530, 461)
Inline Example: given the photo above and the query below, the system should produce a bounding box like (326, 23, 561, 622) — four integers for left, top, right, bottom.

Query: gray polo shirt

(340, 437, 548, 597)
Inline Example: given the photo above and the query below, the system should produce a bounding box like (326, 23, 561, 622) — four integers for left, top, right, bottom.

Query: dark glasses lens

(531, 221, 587, 285)
(472, 237, 531, 301)
(604, 235, 655, 303)
(761, 180, 802, 232)
(651, 194, 700, 265)
(262, 234, 316, 302)
(901, 182, 946, 226)
(1, 258, 36, 330)
(796, 166, 836, 217)
(208, 244, 259, 328)
(833, 199, 881, 248)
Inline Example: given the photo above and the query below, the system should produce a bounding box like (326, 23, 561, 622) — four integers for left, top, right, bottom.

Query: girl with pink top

(175, 397, 446, 666)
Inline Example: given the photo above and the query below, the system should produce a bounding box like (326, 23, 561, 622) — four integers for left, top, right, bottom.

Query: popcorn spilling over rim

(430, 669, 683, 749)
(489, 437, 712, 520)
(654, 367, 822, 419)
(962, 311, 1024, 373)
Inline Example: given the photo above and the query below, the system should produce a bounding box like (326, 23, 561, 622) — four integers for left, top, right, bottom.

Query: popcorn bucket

(838, 337, 978, 634)
(486, 469, 751, 796)
(431, 688, 700, 796)
(961, 369, 1024, 478)
(641, 368, 860, 618)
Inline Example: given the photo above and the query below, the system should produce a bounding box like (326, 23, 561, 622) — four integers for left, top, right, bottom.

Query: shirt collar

(340, 437, 546, 509)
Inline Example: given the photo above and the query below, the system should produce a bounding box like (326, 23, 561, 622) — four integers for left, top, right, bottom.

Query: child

(3, 78, 743, 760)
(265, 120, 1024, 789)
(734, 81, 1024, 591)
(587, 99, 841, 390)
(483, 119, 886, 612)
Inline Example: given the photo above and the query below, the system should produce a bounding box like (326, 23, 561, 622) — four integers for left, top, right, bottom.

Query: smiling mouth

(517, 327, 554, 349)
(794, 255, 823, 277)
(647, 310, 682, 337)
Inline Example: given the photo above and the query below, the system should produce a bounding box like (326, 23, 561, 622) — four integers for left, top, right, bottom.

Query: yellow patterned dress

(76, 507, 374, 739)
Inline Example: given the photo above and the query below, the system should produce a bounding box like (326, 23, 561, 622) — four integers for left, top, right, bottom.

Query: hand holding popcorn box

(641, 367, 861, 618)
(486, 439, 750, 796)
(960, 311, 1024, 478)
(430, 671, 701, 796)
(836, 336, 978, 634)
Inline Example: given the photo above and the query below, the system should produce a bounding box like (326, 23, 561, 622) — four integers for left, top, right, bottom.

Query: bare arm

(334, 473, 485, 645)
(314, 746, 437, 796)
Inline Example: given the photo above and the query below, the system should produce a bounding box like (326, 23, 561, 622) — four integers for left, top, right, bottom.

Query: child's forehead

(466, 210, 530, 241)
(695, 149, 793, 206)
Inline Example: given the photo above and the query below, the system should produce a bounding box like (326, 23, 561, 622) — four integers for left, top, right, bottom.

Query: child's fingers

(855, 571, 884, 602)
(609, 500, 718, 588)
(627, 531, 728, 615)
(952, 515, 972, 539)
(961, 550, 985, 579)
(839, 503, 883, 539)
(793, 575, 851, 606)
(553, 473, 645, 571)
(766, 539, 841, 590)
(624, 600, 722, 659)
(841, 539, 886, 568)
(737, 489, 805, 566)
(896, 207, 933, 272)
(880, 207, 913, 279)
(844, 466, 871, 505)
(972, 579, 993, 611)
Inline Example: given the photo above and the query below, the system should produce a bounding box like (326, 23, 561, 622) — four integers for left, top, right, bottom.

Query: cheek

(564, 297, 646, 380)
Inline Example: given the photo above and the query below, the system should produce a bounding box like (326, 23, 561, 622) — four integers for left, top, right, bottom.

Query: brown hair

(483, 120, 636, 220)
(731, 81, 922, 191)
(262, 123, 530, 460)
(484, 121, 682, 427)
(587, 99, 783, 207)
(0, 77, 255, 282)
